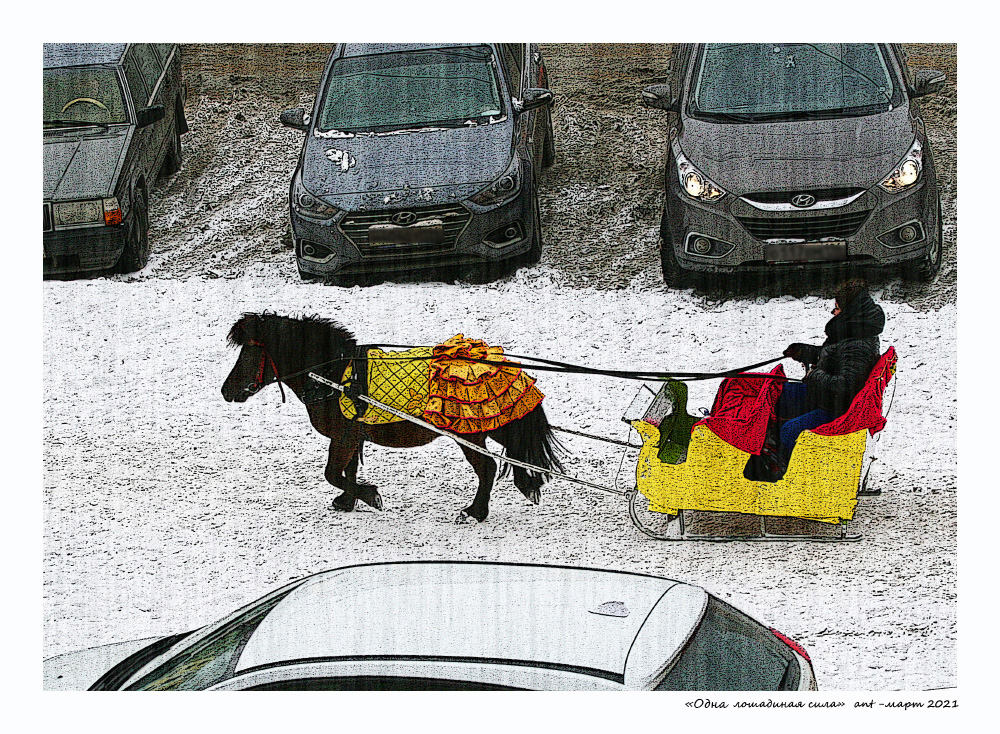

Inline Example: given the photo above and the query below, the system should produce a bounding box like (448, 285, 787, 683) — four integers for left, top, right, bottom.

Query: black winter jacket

(798, 293, 885, 417)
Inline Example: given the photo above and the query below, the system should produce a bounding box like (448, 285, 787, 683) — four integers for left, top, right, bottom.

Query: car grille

(741, 187, 865, 207)
(340, 203, 471, 256)
(44, 202, 53, 232)
(735, 210, 871, 241)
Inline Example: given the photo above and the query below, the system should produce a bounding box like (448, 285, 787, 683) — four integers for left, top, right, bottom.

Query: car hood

(301, 122, 513, 209)
(43, 127, 129, 200)
(43, 637, 161, 691)
(678, 106, 915, 194)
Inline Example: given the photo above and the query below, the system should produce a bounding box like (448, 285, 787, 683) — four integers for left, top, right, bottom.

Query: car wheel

(160, 118, 183, 177)
(904, 201, 943, 283)
(542, 112, 556, 168)
(659, 236, 693, 288)
(116, 188, 150, 274)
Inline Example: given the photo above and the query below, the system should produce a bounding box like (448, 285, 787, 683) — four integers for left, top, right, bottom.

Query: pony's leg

(327, 438, 383, 512)
(326, 437, 361, 511)
(455, 435, 496, 524)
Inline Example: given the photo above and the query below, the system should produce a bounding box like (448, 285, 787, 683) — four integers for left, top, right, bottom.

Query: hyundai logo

(392, 211, 417, 225)
(791, 194, 816, 208)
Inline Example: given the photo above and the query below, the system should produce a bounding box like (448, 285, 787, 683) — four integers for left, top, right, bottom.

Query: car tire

(525, 195, 543, 265)
(297, 263, 323, 282)
(659, 236, 693, 288)
(116, 188, 150, 274)
(542, 111, 556, 168)
(904, 201, 943, 283)
(160, 117, 183, 177)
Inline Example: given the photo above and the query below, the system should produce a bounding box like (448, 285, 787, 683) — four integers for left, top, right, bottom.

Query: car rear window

(317, 45, 505, 133)
(43, 67, 129, 127)
(655, 596, 801, 690)
(690, 43, 901, 121)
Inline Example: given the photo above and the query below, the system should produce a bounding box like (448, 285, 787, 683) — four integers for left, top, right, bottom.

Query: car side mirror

(280, 108, 310, 131)
(136, 105, 165, 128)
(641, 84, 678, 112)
(514, 88, 554, 114)
(910, 68, 946, 98)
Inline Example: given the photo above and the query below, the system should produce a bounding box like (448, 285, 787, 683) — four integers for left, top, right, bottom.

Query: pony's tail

(495, 403, 566, 484)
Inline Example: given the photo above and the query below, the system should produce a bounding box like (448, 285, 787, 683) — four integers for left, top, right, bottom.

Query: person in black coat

(777, 280, 886, 463)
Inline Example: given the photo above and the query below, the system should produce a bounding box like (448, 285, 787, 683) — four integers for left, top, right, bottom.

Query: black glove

(783, 343, 809, 361)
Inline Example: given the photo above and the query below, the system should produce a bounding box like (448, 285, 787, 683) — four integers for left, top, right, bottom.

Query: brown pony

(221, 313, 564, 522)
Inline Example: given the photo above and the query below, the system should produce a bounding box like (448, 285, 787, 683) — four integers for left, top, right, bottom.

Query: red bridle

(247, 340, 286, 402)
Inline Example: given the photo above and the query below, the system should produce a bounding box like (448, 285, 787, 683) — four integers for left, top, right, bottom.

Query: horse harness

(246, 340, 286, 403)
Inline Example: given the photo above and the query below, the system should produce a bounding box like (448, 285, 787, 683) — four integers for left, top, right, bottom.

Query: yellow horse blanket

(339, 335, 544, 433)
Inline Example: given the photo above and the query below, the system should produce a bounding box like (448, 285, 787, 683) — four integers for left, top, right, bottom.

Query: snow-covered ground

(43, 270, 956, 690)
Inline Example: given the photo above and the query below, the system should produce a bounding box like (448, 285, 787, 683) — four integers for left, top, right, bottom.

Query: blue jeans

(776, 383, 833, 464)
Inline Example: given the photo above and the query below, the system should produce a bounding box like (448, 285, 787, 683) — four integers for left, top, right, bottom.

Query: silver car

(44, 562, 817, 691)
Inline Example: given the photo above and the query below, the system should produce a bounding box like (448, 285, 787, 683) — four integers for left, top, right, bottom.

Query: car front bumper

(292, 185, 535, 278)
(43, 223, 127, 275)
(661, 175, 938, 275)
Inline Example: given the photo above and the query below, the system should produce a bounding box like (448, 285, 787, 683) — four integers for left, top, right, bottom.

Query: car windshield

(690, 43, 900, 122)
(124, 587, 297, 691)
(43, 66, 129, 128)
(316, 45, 505, 133)
(655, 597, 800, 690)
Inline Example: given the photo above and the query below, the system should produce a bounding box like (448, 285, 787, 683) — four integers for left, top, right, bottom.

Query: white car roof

(235, 563, 706, 682)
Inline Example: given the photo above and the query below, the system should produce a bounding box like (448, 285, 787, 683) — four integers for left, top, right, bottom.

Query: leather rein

(246, 340, 286, 403)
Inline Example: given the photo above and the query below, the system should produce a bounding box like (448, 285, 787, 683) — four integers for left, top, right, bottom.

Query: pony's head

(222, 312, 356, 403)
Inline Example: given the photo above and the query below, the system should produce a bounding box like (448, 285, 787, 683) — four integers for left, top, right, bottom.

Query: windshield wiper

(689, 108, 760, 123)
(44, 119, 109, 130)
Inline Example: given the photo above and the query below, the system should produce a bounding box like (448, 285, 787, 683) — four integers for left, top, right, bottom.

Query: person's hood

(43, 126, 129, 200)
(825, 292, 886, 343)
(678, 106, 915, 194)
(301, 121, 513, 210)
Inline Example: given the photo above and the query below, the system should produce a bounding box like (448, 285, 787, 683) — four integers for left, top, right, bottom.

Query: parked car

(642, 43, 945, 286)
(43, 43, 188, 276)
(43, 561, 817, 690)
(281, 43, 555, 284)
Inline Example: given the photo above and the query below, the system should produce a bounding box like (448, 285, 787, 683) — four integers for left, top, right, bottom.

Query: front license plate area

(368, 220, 444, 247)
(765, 241, 847, 263)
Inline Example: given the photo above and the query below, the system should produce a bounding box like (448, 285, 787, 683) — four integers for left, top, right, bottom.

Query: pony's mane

(227, 312, 356, 353)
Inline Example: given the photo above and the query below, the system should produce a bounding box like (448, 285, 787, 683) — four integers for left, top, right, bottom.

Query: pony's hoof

(525, 489, 541, 505)
(455, 510, 485, 524)
(356, 485, 383, 511)
(332, 494, 357, 512)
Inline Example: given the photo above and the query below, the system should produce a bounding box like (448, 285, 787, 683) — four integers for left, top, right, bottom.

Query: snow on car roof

(235, 563, 693, 679)
(44, 44, 128, 68)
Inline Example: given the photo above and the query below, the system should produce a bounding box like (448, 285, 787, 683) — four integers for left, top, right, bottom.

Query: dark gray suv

(281, 43, 555, 283)
(43, 44, 187, 276)
(642, 43, 945, 286)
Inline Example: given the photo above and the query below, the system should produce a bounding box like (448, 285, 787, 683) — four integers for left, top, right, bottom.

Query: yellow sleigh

(626, 349, 897, 542)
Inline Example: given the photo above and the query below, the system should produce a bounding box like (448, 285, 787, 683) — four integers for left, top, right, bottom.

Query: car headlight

(879, 137, 923, 193)
(292, 169, 339, 220)
(52, 198, 122, 226)
(469, 155, 522, 207)
(674, 147, 725, 202)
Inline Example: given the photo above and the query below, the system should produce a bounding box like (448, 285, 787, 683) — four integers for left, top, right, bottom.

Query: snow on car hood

(301, 121, 513, 210)
(678, 106, 915, 194)
(43, 127, 129, 200)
